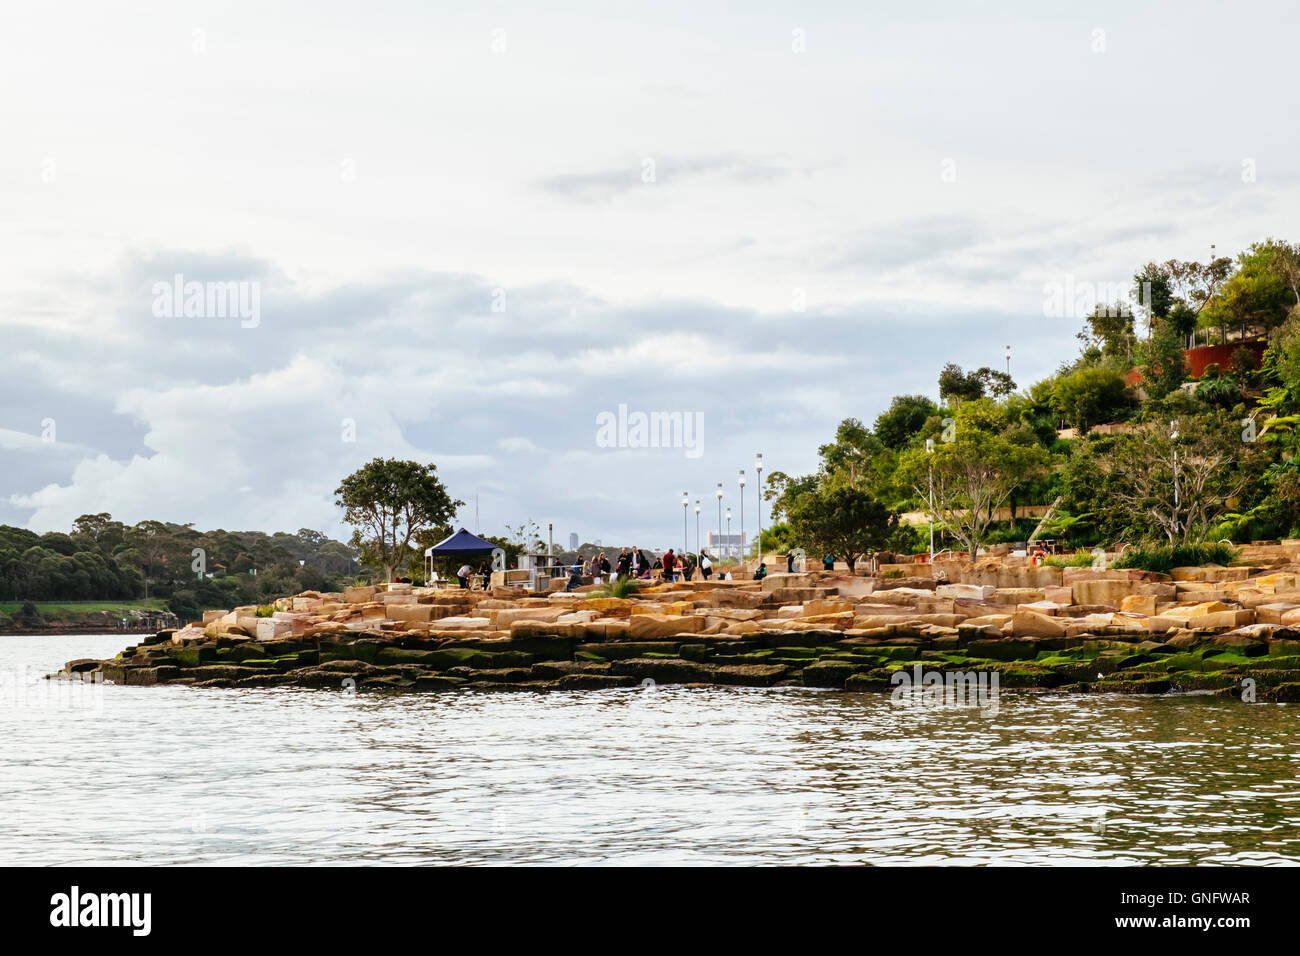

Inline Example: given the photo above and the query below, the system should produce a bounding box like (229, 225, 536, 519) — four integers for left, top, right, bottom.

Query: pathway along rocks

(48, 552, 1300, 702)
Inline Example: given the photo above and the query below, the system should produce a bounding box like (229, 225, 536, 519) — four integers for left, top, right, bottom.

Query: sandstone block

(1071, 578, 1135, 607)
(1007, 610, 1067, 638)
(256, 618, 293, 641)
(629, 614, 706, 639)
(1121, 595, 1157, 616)
(936, 583, 995, 600)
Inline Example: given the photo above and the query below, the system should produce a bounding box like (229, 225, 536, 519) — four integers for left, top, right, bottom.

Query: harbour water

(2, 635, 1298, 865)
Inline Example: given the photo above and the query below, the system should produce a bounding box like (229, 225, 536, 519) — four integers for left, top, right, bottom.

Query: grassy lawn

(0, 600, 168, 615)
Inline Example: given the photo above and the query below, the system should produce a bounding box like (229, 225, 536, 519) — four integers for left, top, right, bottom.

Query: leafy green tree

(937, 363, 985, 405)
(1091, 417, 1258, 546)
(896, 415, 1050, 558)
(1132, 261, 1175, 334)
(1137, 323, 1188, 400)
(786, 485, 898, 572)
(1049, 366, 1135, 433)
(335, 458, 463, 583)
(1078, 303, 1135, 359)
(874, 394, 938, 449)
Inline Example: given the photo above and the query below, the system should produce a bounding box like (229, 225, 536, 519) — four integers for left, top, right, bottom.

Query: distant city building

(569, 532, 579, 550)
(707, 531, 745, 559)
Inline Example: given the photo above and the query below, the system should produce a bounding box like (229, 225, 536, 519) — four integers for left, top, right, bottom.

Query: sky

(2, 0, 1298, 551)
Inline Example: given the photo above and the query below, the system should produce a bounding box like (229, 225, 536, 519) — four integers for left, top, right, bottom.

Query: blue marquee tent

(423, 528, 498, 557)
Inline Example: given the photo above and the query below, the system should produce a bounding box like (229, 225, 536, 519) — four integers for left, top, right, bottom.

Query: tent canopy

(424, 527, 498, 557)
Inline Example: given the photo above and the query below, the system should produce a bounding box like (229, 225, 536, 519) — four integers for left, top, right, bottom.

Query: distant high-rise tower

(569, 532, 579, 550)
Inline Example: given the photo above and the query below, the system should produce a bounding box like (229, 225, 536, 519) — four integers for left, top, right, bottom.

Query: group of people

(455, 561, 493, 589)
(469, 547, 840, 592)
(562, 546, 736, 590)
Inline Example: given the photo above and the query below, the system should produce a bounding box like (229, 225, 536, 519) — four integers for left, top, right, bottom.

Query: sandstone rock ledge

(47, 565, 1300, 701)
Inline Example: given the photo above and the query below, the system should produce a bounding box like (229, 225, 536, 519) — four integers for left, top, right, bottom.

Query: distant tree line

(0, 514, 359, 620)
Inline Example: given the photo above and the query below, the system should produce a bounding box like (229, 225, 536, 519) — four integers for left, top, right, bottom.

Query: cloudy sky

(2, 0, 1297, 550)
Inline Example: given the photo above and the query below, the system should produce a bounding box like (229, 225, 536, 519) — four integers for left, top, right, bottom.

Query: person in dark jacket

(662, 549, 677, 581)
(787, 551, 795, 573)
(822, 553, 835, 571)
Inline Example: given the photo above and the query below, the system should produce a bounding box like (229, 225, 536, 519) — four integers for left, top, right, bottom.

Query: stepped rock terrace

(52, 547, 1300, 701)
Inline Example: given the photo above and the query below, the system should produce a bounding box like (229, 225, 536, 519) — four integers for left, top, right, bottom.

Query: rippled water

(2, 635, 1298, 865)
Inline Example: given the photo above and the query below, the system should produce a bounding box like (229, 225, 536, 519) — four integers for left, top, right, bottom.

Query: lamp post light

(682, 491, 689, 554)
(1005, 344, 1011, 377)
(715, 482, 723, 561)
(738, 470, 746, 566)
(755, 453, 764, 568)
(926, 438, 935, 563)
(726, 507, 732, 560)
(694, 500, 701, 555)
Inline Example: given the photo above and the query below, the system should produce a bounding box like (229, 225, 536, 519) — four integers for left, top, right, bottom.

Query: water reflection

(2, 636, 1297, 865)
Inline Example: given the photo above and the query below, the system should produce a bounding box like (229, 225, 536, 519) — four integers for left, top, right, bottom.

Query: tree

(815, 418, 889, 490)
(937, 364, 1016, 404)
(118, 520, 175, 599)
(1213, 242, 1292, 342)
(1132, 262, 1175, 335)
(1091, 418, 1254, 546)
(896, 425, 1050, 558)
(335, 458, 463, 583)
(1078, 303, 1135, 359)
(979, 367, 1017, 398)
(938, 363, 985, 404)
(787, 485, 898, 572)
(874, 394, 938, 449)
(1049, 366, 1136, 434)
(1264, 238, 1300, 310)
(1137, 323, 1188, 400)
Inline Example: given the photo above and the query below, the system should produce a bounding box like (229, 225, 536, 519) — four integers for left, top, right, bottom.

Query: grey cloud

(537, 154, 806, 202)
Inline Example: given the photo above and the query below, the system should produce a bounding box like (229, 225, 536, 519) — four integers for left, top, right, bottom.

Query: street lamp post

(738, 470, 746, 566)
(1005, 344, 1011, 377)
(926, 438, 935, 563)
(755, 453, 764, 570)
(726, 507, 732, 560)
(681, 491, 689, 554)
(715, 482, 723, 561)
(694, 500, 701, 555)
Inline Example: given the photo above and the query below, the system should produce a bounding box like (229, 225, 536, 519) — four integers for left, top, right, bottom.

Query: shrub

(594, 577, 640, 599)
(1112, 542, 1236, 574)
(255, 605, 275, 617)
(1044, 550, 1095, 568)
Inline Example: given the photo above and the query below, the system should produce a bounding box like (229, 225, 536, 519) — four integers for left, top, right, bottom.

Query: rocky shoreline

(49, 550, 1300, 702)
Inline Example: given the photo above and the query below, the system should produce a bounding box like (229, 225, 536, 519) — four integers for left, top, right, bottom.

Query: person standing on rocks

(663, 549, 676, 582)
(630, 547, 641, 577)
(699, 550, 713, 580)
(616, 549, 632, 579)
